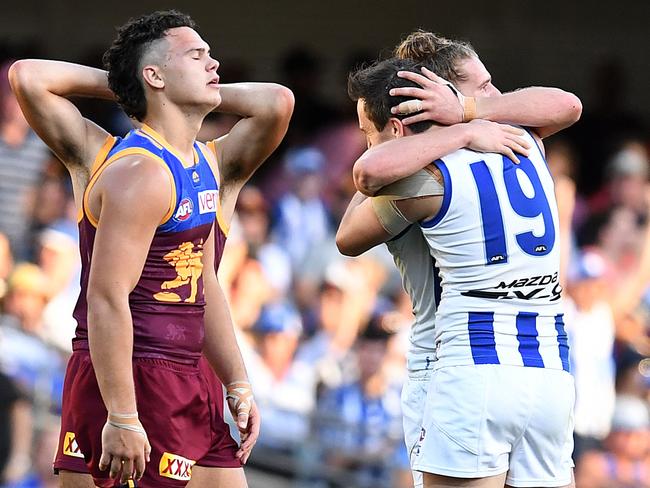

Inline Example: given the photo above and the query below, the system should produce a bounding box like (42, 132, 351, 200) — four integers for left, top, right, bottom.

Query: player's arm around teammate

(353, 119, 531, 196)
(336, 190, 441, 257)
(353, 67, 581, 196)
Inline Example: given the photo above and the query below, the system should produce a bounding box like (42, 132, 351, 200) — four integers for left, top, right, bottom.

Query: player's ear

(387, 118, 405, 139)
(142, 65, 165, 89)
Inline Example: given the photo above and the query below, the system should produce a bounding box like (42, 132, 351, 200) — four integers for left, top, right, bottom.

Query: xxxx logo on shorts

(159, 452, 195, 481)
(63, 432, 84, 458)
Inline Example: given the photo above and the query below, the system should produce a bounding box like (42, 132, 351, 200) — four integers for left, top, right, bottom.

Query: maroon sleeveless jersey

(72, 126, 228, 363)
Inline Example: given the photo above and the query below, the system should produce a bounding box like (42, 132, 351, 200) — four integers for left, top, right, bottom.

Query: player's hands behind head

(99, 414, 151, 484)
(465, 119, 531, 164)
(226, 381, 259, 464)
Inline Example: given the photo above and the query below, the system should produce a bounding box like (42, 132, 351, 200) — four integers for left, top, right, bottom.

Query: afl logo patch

(174, 198, 194, 221)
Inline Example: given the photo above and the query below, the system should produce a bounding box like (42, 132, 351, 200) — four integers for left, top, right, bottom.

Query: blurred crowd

(0, 44, 649, 488)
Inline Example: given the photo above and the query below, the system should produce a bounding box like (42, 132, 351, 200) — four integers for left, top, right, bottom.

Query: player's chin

(206, 90, 222, 108)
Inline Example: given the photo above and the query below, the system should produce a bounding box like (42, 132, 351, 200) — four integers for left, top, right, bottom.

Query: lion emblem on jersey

(153, 240, 204, 303)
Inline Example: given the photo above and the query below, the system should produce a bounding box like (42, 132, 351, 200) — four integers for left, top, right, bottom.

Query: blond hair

(394, 30, 476, 84)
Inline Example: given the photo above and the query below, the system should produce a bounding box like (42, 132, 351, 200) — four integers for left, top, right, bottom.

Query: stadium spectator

(271, 147, 332, 270)
(245, 302, 317, 451)
(0, 62, 51, 261)
(576, 394, 650, 488)
(316, 314, 407, 488)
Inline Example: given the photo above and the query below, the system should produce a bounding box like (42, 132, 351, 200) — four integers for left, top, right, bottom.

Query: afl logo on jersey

(174, 198, 194, 221)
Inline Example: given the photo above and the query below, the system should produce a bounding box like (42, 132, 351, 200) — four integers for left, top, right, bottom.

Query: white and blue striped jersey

(420, 131, 569, 371)
(385, 225, 439, 372)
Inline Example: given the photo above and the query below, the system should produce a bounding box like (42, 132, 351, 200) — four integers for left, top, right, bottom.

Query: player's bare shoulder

(88, 152, 174, 223)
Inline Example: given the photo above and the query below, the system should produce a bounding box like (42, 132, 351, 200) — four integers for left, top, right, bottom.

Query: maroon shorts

(54, 352, 241, 487)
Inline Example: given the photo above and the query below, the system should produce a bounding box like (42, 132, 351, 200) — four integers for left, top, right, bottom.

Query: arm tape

(371, 196, 412, 236)
(374, 168, 444, 200)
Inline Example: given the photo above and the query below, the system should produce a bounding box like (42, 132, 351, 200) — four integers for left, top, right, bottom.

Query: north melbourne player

(338, 51, 580, 488)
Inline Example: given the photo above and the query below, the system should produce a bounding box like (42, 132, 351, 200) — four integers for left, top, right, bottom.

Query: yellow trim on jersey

(216, 204, 229, 236)
(140, 123, 198, 169)
(135, 129, 164, 150)
(82, 148, 177, 228)
(78, 135, 116, 223)
(90, 135, 117, 176)
(201, 140, 229, 236)
(204, 140, 221, 185)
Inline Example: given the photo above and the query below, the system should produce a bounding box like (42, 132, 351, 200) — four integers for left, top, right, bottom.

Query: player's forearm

(475, 87, 582, 138)
(216, 83, 294, 120)
(202, 275, 249, 384)
(87, 293, 138, 413)
(9, 59, 114, 101)
(336, 192, 372, 256)
(353, 124, 470, 196)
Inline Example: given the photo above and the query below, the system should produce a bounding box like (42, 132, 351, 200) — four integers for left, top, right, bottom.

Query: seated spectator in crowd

(238, 186, 292, 297)
(38, 221, 80, 354)
(566, 251, 617, 460)
(590, 141, 650, 219)
(271, 147, 332, 270)
(316, 313, 408, 488)
(220, 187, 293, 333)
(568, 203, 650, 456)
(578, 206, 643, 288)
(576, 395, 650, 488)
(245, 301, 317, 451)
(0, 62, 51, 262)
(296, 259, 387, 388)
(0, 263, 64, 416)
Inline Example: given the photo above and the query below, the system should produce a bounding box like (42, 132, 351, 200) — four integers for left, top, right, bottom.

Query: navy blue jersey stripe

(555, 313, 570, 372)
(420, 159, 451, 228)
(516, 312, 544, 368)
(469, 161, 508, 265)
(468, 311, 500, 365)
(432, 258, 442, 307)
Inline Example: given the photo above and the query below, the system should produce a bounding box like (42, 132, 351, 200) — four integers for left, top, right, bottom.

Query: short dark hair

(103, 10, 196, 121)
(348, 57, 434, 134)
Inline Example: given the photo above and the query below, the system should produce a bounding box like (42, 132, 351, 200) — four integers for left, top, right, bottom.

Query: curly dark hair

(103, 10, 196, 121)
(348, 57, 434, 134)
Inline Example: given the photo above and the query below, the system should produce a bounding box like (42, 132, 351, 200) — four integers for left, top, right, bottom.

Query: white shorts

(412, 364, 575, 487)
(402, 369, 432, 488)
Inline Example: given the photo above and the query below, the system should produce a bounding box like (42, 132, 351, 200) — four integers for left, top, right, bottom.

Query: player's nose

(207, 57, 219, 72)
